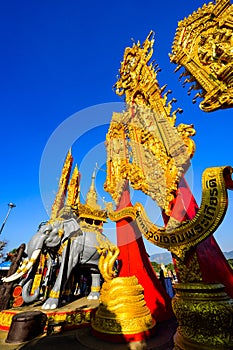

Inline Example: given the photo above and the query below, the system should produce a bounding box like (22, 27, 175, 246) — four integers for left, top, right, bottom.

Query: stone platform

(0, 318, 177, 350)
(0, 297, 177, 349)
(0, 297, 99, 331)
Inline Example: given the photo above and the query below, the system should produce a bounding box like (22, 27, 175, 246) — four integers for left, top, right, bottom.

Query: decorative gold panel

(105, 32, 195, 215)
(170, 0, 233, 111)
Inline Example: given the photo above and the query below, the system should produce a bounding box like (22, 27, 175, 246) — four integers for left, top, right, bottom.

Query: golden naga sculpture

(108, 166, 233, 282)
(92, 237, 155, 339)
(104, 31, 196, 216)
(170, 0, 233, 112)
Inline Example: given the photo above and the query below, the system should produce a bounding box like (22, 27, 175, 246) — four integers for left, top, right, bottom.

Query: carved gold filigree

(175, 252, 202, 283)
(172, 283, 233, 349)
(73, 170, 107, 223)
(170, 0, 233, 111)
(105, 32, 196, 215)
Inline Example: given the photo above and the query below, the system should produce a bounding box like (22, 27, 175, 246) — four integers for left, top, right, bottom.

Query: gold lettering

(210, 197, 218, 206)
(170, 235, 177, 244)
(208, 178, 217, 188)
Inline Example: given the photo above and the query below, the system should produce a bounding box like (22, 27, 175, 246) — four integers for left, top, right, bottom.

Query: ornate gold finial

(170, 0, 233, 111)
(50, 149, 73, 220)
(104, 32, 196, 215)
(85, 169, 100, 210)
(76, 167, 107, 225)
(66, 164, 80, 207)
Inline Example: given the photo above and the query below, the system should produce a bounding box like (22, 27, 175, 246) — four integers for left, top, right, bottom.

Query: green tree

(151, 261, 160, 273)
(228, 259, 233, 269)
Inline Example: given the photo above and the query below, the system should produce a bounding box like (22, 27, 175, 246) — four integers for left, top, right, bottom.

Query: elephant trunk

(2, 248, 41, 283)
(22, 279, 40, 304)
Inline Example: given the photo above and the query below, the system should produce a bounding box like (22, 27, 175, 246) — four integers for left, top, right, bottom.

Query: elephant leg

(42, 245, 68, 310)
(42, 239, 80, 310)
(87, 272, 101, 300)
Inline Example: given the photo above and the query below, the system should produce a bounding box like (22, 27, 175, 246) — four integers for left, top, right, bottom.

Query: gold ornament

(107, 166, 232, 281)
(105, 31, 195, 216)
(172, 283, 233, 349)
(170, 0, 233, 111)
(92, 236, 155, 337)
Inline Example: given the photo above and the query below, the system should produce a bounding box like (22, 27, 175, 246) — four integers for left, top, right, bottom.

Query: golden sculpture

(108, 166, 232, 281)
(92, 237, 155, 339)
(170, 0, 233, 112)
(104, 29, 233, 349)
(104, 31, 196, 216)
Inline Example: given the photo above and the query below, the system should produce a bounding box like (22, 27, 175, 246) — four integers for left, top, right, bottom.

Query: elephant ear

(62, 218, 81, 241)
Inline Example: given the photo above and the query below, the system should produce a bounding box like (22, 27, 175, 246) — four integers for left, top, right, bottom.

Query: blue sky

(1, 0, 233, 257)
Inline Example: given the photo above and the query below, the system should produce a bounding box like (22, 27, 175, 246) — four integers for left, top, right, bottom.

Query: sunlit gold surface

(92, 276, 155, 336)
(50, 149, 73, 221)
(104, 31, 195, 215)
(108, 166, 232, 281)
(96, 235, 119, 282)
(93, 238, 155, 336)
(66, 164, 80, 207)
(170, 0, 233, 112)
(73, 169, 107, 224)
(172, 283, 233, 349)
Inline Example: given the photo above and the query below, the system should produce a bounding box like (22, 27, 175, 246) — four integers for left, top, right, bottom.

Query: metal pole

(0, 203, 16, 235)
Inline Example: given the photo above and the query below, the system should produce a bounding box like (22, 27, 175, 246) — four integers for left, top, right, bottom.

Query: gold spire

(85, 169, 101, 210)
(76, 168, 107, 224)
(66, 164, 80, 207)
(50, 149, 73, 220)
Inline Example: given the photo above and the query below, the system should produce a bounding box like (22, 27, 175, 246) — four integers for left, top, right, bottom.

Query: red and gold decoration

(104, 27, 233, 349)
(0, 300, 98, 332)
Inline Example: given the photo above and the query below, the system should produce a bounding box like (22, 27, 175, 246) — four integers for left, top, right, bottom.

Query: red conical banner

(116, 182, 173, 322)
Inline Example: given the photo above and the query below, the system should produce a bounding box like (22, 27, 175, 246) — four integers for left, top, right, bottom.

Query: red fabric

(116, 182, 173, 322)
(169, 177, 233, 298)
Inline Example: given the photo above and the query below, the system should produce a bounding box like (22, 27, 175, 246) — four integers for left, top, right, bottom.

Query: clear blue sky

(1, 0, 233, 257)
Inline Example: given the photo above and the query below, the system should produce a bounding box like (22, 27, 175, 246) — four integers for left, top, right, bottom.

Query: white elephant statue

(3, 218, 105, 310)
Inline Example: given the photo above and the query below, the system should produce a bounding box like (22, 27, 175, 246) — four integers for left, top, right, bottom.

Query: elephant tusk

(2, 270, 27, 283)
(1, 258, 29, 282)
(2, 249, 41, 283)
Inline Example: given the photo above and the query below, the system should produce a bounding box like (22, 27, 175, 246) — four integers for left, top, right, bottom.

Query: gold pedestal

(92, 276, 155, 342)
(172, 283, 233, 350)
